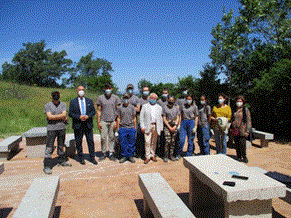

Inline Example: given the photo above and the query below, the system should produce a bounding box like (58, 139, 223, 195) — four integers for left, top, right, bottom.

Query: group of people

(43, 84, 252, 175)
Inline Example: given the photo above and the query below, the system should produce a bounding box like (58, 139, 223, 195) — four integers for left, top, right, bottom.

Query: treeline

(1, 40, 116, 92)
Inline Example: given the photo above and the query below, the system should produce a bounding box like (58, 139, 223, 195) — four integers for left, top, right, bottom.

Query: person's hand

(141, 128, 146, 133)
(244, 132, 249, 138)
(84, 115, 89, 120)
(211, 116, 217, 121)
(62, 116, 67, 121)
(80, 115, 86, 121)
(114, 123, 118, 130)
(98, 122, 102, 131)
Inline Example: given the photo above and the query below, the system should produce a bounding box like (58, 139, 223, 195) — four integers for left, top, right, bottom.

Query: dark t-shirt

(157, 99, 167, 109)
(117, 104, 136, 128)
(128, 95, 140, 107)
(97, 94, 121, 122)
(44, 101, 66, 131)
(162, 105, 180, 123)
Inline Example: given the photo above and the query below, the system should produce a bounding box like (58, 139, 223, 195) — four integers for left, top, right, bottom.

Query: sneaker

(90, 158, 98, 165)
(80, 159, 86, 165)
(128, 157, 136, 163)
(58, 161, 72, 167)
(99, 155, 106, 161)
(109, 154, 116, 161)
(169, 156, 176, 161)
(43, 167, 52, 175)
(119, 157, 127, 164)
(163, 158, 168, 163)
(175, 155, 182, 160)
(151, 156, 158, 162)
(243, 157, 248, 163)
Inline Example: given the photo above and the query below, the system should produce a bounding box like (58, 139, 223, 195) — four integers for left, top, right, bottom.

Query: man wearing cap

(43, 91, 72, 174)
(69, 86, 97, 165)
(97, 83, 121, 161)
(126, 84, 140, 112)
(116, 93, 137, 163)
(140, 93, 164, 164)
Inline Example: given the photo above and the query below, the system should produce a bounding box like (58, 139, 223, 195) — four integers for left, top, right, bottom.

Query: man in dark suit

(69, 86, 97, 165)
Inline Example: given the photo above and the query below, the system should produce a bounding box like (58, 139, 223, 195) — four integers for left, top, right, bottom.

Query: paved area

(0, 136, 290, 218)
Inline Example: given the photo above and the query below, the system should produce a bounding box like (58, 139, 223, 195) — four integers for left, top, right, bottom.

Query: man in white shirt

(140, 93, 163, 164)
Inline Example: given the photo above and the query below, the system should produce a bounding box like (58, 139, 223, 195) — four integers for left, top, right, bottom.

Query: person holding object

(176, 94, 198, 159)
(116, 93, 137, 164)
(211, 93, 232, 154)
(68, 86, 97, 165)
(162, 95, 181, 162)
(140, 93, 163, 164)
(43, 91, 72, 174)
(197, 95, 212, 155)
(97, 83, 121, 161)
(230, 95, 252, 163)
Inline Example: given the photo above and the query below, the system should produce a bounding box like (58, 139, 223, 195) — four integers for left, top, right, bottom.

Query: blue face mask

(186, 100, 192, 105)
(105, 89, 112, 95)
(127, 89, 133, 94)
(149, 99, 157, 105)
(183, 91, 188, 96)
(124, 99, 129, 104)
(218, 98, 224, 104)
(162, 94, 168, 99)
(143, 91, 149, 96)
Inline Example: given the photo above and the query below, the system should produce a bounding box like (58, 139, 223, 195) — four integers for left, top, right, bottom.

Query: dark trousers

(234, 135, 247, 159)
(74, 124, 95, 160)
(157, 130, 165, 157)
(135, 124, 145, 158)
(44, 129, 66, 167)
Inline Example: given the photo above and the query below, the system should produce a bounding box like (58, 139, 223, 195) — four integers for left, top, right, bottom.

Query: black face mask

(168, 102, 174, 107)
(52, 95, 60, 101)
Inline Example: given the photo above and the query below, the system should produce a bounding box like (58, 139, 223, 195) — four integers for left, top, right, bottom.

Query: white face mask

(236, 102, 243, 107)
(218, 98, 224, 104)
(78, 90, 85, 97)
(200, 101, 205, 105)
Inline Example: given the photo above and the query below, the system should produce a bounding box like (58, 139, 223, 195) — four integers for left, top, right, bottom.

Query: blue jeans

(178, 119, 195, 156)
(197, 124, 210, 155)
(118, 128, 136, 158)
(214, 129, 227, 154)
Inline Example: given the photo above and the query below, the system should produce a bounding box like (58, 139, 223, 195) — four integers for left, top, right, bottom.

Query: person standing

(162, 95, 181, 162)
(157, 88, 169, 109)
(97, 84, 121, 161)
(126, 84, 140, 112)
(230, 95, 252, 163)
(43, 91, 72, 174)
(140, 93, 163, 164)
(135, 86, 150, 159)
(176, 95, 198, 159)
(116, 94, 137, 163)
(176, 87, 189, 108)
(197, 95, 212, 155)
(211, 93, 232, 154)
(68, 86, 97, 165)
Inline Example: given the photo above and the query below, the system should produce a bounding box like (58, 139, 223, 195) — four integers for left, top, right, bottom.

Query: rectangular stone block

(13, 176, 60, 218)
(26, 144, 46, 158)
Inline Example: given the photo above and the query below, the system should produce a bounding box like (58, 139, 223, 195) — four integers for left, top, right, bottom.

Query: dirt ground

(0, 136, 290, 218)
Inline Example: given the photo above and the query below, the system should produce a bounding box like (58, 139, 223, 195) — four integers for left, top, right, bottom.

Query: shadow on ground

(0, 207, 13, 218)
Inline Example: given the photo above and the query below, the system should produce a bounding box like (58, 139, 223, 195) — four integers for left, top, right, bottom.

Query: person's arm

(87, 99, 96, 118)
(136, 104, 141, 113)
(163, 115, 172, 130)
(245, 108, 252, 137)
(207, 105, 212, 124)
(46, 111, 66, 120)
(140, 106, 145, 132)
(227, 106, 232, 122)
(68, 100, 80, 120)
(116, 116, 120, 131)
(97, 105, 102, 130)
(133, 115, 137, 129)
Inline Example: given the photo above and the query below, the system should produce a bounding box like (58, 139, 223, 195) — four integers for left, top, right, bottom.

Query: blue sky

(0, 0, 240, 91)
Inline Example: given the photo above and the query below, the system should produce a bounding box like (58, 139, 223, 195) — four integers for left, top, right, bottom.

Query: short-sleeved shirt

(97, 94, 121, 122)
(138, 97, 149, 109)
(117, 104, 136, 128)
(157, 99, 167, 109)
(128, 95, 140, 107)
(44, 101, 66, 131)
(162, 105, 180, 123)
(180, 104, 198, 120)
(198, 105, 211, 127)
(176, 98, 186, 107)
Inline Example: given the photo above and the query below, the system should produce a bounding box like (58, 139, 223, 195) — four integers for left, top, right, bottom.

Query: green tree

(1, 40, 73, 87)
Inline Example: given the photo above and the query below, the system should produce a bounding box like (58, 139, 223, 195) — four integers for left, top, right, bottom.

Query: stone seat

(0, 135, 22, 160)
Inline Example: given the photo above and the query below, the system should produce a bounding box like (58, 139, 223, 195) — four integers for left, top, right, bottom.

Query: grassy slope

(0, 81, 100, 137)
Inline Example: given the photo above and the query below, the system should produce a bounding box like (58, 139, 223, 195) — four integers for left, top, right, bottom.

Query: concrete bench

(0, 162, 4, 174)
(13, 176, 60, 218)
(23, 127, 47, 158)
(251, 128, 274, 147)
(65, 133, 76, 158)
(138, 173, 195, 218)
(0, 136, 22, 160)
(251, 167, 291, 205)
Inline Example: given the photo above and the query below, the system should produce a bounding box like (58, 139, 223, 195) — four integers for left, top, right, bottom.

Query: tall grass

(0, 81, 100, 138)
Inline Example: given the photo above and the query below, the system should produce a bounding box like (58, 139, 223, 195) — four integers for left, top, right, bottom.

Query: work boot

(43, 157, 52, 174)
(43, 167, 52, 175)
(58, 161, 72, 167)
(109, 154, 116, 161)
(169, 156, 176, 161)
(99, 154, 106, 161)
(128, 157, 136, 163)
(119, 157, 127, 164)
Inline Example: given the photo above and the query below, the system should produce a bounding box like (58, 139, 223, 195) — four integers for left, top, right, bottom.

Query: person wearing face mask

(69, 86, 97, 165)
(135, 86, 150, 159)
(197, 95, 212, 155)
(43, 91, 71, 174)
(162, 96, 181, 162)
(176, 95, 199, 159)
(126, 84, 140, 112)
(140, 93, 163, 164)
(97, 83, 121, 161)
(176, 87, 189, 108)
(116, 94, 137, 164)
(157, 88, 169, 109)
(229, 95, 252, 163)
(211, 93, 232, 154)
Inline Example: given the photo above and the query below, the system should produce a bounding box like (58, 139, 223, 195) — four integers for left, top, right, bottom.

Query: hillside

(0, 81, 100, 137)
